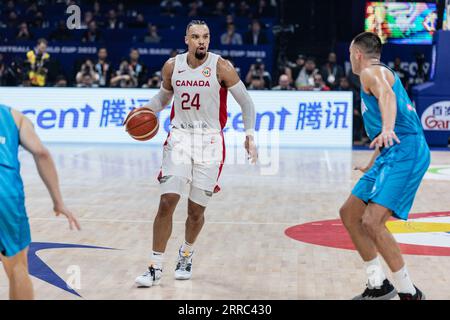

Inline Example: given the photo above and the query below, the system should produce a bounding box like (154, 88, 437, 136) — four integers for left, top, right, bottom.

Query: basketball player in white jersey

(132, 20, 258, 287)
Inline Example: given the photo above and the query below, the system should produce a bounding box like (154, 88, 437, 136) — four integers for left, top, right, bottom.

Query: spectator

(160, 0, 182, 16)
(4, 0, 16, 15)
(245, 58, 271, 89)
(143, 24, 162, 44)
(255, 0, 275, 18)
(220, 23, 243, 45)
(0, 54, 5, 86)
(16, 22, 34, 41)
(224, 14, 234, 26)
(247, 75, 266, 90)
(336, 76, 352, 91)
(80, 11, 94, 29)
(7, 11, 19, 28)
(129, 48, 148, 87)
(312, 73, 330, 91)
(82, 20, 102, 43)
(92, 1, 102, 20)
(77, 73, 98, 88)
(25, 2, 38, 20)
(129, 13, 147, 28)
(392, 57, 409, 91)
(24, 38, 50, 87)
(54, 75, 68, 87)
(272, 74, 294, 90)
(289, 54, 306, 82)
(110, 60, 138, 88)
(244, 20, 268, 45)
(337, 76, 364, 144)
(188, 1, 203, 17)
(212, 1, 226, 16)
(3, 58, 25, 86)
(49, 20, 72, 41)
(76, 59, 99, 86)
(31, 11, 49, 29)
(142, 71, 162, 88)
(236, 1, 251, 18)
(105, 9, 124, 29)
(94, 47, 114, 87)
(295, 57, 318, 90)
(320, 52, 344, 89)
(116, 2, 127, 19)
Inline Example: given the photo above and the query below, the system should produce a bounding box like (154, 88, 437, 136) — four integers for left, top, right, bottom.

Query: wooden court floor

(1, 144, 449, 300)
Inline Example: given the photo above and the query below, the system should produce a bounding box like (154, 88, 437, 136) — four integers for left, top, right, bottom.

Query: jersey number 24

(181, 93, 200, 110)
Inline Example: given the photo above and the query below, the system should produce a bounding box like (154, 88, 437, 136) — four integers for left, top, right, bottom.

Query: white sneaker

(174, 248, 193, 280)
(135, 265, 162, 287)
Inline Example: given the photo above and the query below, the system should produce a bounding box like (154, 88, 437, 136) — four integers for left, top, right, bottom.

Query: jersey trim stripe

(213, 131, 226, 193)
(219, 87, 228, 129)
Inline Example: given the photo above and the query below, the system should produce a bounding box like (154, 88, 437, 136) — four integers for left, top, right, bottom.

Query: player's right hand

(245, 135, 258, 164)
(54, 204, 81, 231)
(369, 130, 400, 149)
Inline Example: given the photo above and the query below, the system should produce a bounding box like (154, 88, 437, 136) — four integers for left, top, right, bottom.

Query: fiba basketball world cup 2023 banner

(0, 88, 353, 148)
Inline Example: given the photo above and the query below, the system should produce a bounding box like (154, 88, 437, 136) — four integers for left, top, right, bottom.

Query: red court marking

(285, 212, 450, 256)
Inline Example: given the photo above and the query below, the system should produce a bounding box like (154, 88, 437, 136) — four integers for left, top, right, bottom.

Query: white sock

(180, 240, 194, 256)
(150, 251, 164, 269)
(364, 256, 387, 288)
(393, 265, 416, 295)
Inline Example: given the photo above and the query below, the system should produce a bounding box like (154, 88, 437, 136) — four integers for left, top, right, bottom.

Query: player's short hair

(186, 20, 208, 34)
(352, 32, 382, 58)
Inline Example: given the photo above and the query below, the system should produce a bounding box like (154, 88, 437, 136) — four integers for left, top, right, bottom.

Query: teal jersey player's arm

(11, 109, 81, 231)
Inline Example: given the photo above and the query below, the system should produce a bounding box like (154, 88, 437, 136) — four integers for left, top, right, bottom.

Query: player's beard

(195, 48, 206, 60)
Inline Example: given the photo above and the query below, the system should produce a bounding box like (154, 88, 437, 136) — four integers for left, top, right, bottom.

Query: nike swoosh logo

(178, 70, 186, 73)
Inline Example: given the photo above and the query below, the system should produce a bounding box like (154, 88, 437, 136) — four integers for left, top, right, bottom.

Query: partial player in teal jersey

(339, 32, 430, 300)
(0, 104, 80, 300)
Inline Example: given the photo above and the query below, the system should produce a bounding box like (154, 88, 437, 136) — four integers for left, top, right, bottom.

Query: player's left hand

(54, 204, 81, 231)
(245, 135, 258, 164)
(369, 130, 400, 149)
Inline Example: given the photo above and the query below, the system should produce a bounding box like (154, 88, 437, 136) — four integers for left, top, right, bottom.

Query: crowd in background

(0, 0, 423, 145)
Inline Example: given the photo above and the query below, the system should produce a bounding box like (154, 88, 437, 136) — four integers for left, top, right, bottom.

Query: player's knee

(158, 193, 179, 215)
(339, 205, 349, 223)
(361, 212, 378, 235)
(8, 261, 28, 281)
(189, 186, 212, 209)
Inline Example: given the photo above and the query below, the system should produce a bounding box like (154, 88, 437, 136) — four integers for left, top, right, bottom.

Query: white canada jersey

(170, 52, 228, 133)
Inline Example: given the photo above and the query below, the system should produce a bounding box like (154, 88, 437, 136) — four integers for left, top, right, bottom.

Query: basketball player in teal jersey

(0, 104, 80, 299)
(339, 32, 430, 300)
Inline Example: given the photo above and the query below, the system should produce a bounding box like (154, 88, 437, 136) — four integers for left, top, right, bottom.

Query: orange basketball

(124, 107, 159, 141)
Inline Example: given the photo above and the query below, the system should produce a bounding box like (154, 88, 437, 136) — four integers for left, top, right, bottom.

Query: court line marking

(29, 217, 306, 226)
(323, 150, 332, 172)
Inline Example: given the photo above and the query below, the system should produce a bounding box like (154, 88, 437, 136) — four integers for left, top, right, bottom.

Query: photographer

(94, 47, 114, 87)
(295, 57, 318, 90)
(77, 73, 98, 88)
(110, 59, 138, 88)
(76, 59, 99, 86)
(129, 48, 148, 87)
(24, 38, 50, 87)
(142, 71, 162, 88)
(245, 58, 272, 89)
(413, 52, 427, 86)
